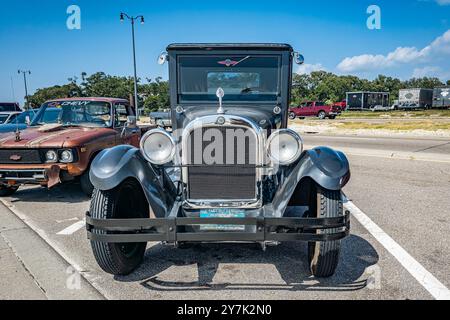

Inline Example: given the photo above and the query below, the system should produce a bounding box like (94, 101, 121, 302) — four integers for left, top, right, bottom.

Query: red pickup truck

(289, 101, 341, 120)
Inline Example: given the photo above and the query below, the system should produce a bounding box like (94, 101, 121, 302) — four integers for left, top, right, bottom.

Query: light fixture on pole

(18, 69, 31, 109)
(120, 12, 144, 120)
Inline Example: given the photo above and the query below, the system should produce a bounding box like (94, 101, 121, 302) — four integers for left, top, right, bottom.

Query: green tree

(403, 77, 444, 89)
(140, 77, 170, 114)
(28, 83, 82, 106)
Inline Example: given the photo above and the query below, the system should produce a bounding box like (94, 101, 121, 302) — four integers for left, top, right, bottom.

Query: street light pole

(18, 70, 31, 109)
(120, 12, 144, 120)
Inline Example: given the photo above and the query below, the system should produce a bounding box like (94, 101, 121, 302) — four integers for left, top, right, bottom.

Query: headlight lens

(45, 150, 58, 163)
(60, 149, 74, 163)
(140, 129, 175, 165)
(267, 129, 303, 165)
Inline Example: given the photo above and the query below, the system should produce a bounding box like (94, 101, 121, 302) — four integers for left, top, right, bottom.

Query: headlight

(267, 129, 303, 165)
(140, 129, 175, 165)
(45, 150, 58, 163)
(60, 149, 74, 163)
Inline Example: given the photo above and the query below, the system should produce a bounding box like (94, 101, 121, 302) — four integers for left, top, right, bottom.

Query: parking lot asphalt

(0, 135, 449, 300)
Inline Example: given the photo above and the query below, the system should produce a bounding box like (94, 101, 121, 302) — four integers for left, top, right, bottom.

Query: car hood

(0, 126, 116, 149)
(175, 105, 283, 131)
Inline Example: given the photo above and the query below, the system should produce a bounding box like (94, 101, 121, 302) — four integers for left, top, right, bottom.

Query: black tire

(80, 171, 94, 196)
(307, 185, 342, 277)
(0, 185, 19, 197)
(90, 179, 149, 275)
(289, 112, 296, 120)
(318, 111, 326, 119)
(329, 115, 336, 120)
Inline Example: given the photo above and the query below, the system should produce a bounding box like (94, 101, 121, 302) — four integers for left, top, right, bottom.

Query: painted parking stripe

(345, 200, 450, 300)
(56, 219, 86, 235)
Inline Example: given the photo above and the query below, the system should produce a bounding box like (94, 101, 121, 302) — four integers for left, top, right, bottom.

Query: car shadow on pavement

(114, 235, 378, 292)
(5, 182, 89, 204)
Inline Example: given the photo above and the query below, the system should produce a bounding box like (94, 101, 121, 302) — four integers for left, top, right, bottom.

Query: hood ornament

(216, 87, 225, 114)
(15, 128, 21, 142)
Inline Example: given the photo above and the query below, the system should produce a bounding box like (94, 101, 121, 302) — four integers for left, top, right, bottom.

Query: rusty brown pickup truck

(0, 97, 150, 196)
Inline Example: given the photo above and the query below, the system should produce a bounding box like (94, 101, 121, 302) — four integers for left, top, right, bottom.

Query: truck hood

(0, 126, 116, 149)
(175, 105, 283, 131)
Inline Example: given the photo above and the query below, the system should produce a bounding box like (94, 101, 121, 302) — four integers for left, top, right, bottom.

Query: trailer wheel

(289, 112, 296, 120)
(90, 179, 149, 275)
(0, 185, 19, 197)
(307, 185, 342, 278)
(318, 111, 326, 119)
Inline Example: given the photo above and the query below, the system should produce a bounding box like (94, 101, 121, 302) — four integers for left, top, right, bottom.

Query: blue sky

(1, 0, 449, 105)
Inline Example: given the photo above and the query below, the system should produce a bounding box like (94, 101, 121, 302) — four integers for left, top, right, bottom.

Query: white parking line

(345, 200, 450, 300)
(56, 219, 86, 235)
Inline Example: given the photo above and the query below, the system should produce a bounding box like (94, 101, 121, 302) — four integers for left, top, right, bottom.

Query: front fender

(89, 145, 176, 218)
(270, 147, 350, 216)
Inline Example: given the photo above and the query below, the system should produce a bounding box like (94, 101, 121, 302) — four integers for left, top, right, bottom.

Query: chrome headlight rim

(140, 129, 176, 165)
(45, 150, 58, 163)
(266, 129, 303, 166)
(59, 149, 74, 163)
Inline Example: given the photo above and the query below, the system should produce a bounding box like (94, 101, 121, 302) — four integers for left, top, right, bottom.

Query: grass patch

(337, 121, 450, 131)
(341, 109, 450, 119)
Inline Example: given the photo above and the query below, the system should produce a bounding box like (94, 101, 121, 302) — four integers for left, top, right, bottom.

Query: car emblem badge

(10, 154, 21, 161)
(218, 59, 237, 67)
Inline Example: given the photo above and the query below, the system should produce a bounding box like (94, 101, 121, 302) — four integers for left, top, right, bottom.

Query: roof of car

(45, 97, 129, 103)
(166, 43, 293, 51)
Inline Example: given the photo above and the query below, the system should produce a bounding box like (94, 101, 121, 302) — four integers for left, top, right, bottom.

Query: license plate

(199, 209, 245, 231)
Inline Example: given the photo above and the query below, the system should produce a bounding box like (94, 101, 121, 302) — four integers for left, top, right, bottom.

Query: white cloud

(296, 63, 326, 74)
(436, 0, 450, 5)
(337, 29, 450, 72)
(412, 66, 450, 80)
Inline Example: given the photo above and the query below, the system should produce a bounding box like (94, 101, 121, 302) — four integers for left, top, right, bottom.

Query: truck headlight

(140, 129, 176, 165)
(60, 149, 74, 163)
(45, 150, 58, 163)
(267, 129, 303, 165)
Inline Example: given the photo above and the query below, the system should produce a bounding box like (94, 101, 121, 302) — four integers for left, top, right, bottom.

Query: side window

(306, 102, 313, 107)
(114, 103, 129, 127)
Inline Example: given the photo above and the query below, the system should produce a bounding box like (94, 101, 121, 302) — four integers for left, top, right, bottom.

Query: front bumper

(86, 210, 350, 243)
(0, 164, 77, 187)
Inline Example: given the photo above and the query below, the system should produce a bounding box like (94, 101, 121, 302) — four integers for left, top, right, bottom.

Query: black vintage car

(86, 44, 351, 278)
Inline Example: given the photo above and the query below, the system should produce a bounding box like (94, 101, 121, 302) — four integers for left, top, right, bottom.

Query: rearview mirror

(293, 52, 305, 65)
(126, 116, 137, 127)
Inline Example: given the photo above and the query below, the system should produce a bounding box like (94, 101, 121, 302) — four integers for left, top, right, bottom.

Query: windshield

(178, 55, 281, 103)
(32, 101, 112, 127)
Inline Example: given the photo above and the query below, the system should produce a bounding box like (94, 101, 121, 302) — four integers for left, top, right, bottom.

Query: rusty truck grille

(0, 149, 43, 164)
(186, 126, 257, 200)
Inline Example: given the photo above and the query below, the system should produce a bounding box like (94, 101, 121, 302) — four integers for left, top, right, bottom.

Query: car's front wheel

(90, 179, 149, 275)
(80, 171, 94, 196)
(307, 185, 343, 277)
(0, 185, 19, 197)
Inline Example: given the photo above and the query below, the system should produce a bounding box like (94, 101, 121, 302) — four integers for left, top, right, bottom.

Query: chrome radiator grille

(186, 126, 257, 201)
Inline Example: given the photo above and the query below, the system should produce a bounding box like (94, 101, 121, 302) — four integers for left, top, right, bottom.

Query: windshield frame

(176, 54, 283, 105)
(31, 100, 114, 128)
